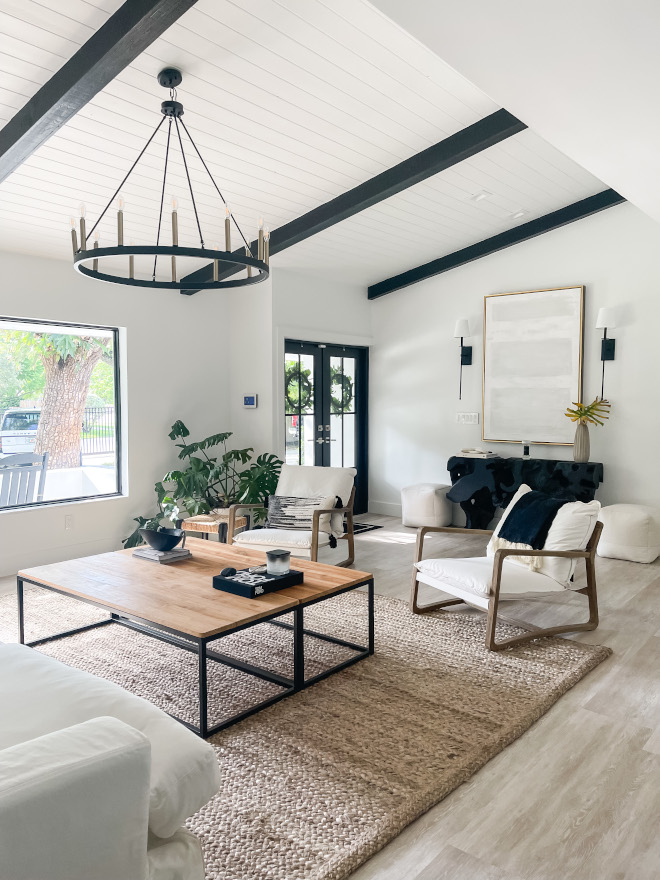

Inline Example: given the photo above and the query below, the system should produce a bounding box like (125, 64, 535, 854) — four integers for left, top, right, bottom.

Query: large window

(0, 318, 121, 508)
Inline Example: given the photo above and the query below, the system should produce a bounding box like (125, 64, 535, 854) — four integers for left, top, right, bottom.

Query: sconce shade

(596, 307, 616, 330)
(454, 318, 470, 338)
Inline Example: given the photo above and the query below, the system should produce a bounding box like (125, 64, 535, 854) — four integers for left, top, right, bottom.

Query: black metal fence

(81, 406, 115, 455)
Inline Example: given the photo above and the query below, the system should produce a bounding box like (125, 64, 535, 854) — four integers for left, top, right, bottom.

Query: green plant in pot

(124, 420, 282, 548)
(564, 397, 611, 462)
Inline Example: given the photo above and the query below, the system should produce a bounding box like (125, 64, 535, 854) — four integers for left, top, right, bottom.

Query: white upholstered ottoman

(401, 483, 452, 528)
(597, 504, 660, 563)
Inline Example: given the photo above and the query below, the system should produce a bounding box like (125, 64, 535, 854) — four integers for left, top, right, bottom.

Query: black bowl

(138, 527, 186, 552)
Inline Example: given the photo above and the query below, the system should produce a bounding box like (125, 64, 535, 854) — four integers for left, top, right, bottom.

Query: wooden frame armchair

(227, 465, 356, 568)
(411, 522, 602, 651)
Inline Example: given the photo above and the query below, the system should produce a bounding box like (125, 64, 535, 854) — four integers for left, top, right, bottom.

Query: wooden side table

(177, 511, 248, 543)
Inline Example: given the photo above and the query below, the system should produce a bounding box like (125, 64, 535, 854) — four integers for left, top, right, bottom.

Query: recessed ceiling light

(511, 210, 527, 220)
(471, 190, 491, 203)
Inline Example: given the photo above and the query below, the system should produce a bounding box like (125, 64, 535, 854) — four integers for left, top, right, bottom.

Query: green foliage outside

(0, 330, 115, 411)
(124, 421, 283, 548)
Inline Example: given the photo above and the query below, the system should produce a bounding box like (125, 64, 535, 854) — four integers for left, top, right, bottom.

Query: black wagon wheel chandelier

(70, 68, 270, 290)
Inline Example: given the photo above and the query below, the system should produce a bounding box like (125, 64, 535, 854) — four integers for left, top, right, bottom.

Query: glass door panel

(284, 351, 317, 466)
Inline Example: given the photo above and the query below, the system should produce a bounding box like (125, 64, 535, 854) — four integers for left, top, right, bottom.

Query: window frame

(0, 315, 124, 512)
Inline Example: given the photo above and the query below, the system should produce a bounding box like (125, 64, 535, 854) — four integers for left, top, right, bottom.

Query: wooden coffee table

(17, 539, 374, 737)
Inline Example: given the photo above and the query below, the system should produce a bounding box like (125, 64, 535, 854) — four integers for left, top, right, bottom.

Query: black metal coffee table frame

(16, 575, 375, 738)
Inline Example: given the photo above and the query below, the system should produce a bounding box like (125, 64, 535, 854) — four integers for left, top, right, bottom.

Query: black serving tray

(212, 567, 304, 599)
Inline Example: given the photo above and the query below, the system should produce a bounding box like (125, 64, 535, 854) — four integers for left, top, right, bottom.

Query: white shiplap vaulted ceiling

(0, 0, 608, 288)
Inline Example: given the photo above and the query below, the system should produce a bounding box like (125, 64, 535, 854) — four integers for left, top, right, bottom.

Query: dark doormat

(348, 522, 383, 535)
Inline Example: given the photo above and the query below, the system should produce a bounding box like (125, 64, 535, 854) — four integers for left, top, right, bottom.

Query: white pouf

(597, 504, 660, 563)
(401, 483, 452, 528)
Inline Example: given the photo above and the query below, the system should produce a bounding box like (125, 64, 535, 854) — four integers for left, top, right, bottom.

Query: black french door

(284, 340, 368, 514)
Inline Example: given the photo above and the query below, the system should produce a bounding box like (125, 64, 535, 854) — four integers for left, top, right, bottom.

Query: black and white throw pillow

(267, 495, 338, 532)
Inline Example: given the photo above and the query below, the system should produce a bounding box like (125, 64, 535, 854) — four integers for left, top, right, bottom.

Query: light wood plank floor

(1, 515, 658, 879)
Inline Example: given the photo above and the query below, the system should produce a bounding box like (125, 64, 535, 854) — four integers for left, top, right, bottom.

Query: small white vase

(573, 422, 590, 463)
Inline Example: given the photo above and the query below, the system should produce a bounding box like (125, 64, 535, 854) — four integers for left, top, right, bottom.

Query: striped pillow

(267, 495, 338, 533)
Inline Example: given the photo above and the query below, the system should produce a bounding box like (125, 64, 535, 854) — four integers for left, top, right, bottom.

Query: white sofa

(0, 643, 221, 880)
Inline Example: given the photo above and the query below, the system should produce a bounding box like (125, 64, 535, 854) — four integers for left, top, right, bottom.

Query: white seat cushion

(416, 556, 566, 603)
(0, 644, 221, 840)
(486, 484, 600, 586)
(597, 504, 660, 563)
(234, 528, 331, 549)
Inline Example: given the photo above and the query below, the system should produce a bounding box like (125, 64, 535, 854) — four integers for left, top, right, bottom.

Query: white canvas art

(482, 286, 584, 445)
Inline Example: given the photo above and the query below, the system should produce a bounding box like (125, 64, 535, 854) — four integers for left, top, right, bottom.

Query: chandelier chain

(178, 117, 253, 257)
(174, 117, 204, 248)
(153, 116, 173, 281)
(87, 115, 167, 241)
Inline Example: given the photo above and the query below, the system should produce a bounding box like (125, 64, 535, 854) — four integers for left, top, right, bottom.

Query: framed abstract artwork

(482, 286, 584, 445)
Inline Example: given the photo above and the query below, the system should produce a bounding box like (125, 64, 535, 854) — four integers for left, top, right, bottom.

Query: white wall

(369, 202, 660, 514)
(0, 251, 231, 575)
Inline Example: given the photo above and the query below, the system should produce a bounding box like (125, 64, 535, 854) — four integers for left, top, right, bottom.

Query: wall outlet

(457, 412, 479, 425)
(65, 515, 73, 531)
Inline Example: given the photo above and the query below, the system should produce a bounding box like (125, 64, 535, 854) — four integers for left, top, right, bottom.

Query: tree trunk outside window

(35, 347, 103, 468)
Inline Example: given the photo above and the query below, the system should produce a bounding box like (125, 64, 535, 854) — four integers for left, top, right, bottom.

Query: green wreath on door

(330, 366, 354, 414)
(285, 363, 313, 413)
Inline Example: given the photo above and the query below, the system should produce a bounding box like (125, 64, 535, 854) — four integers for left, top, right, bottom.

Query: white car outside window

(0, 409, 41, 456)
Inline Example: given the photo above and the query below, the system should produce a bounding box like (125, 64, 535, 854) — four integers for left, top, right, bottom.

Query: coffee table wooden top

(18, 538, 373, 639)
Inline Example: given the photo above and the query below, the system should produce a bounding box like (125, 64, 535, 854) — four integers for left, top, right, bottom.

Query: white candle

(171, 196, 178, 282)
(224, 204, 231, 252)
(70, 218, 78, 255)
(79, 203, 87, 250)
(117, 196, 124, 246)
(258, 217, 264, 261)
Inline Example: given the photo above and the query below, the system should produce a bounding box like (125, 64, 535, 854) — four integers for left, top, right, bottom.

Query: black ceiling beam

(0, 0, 199, 185)
(180, 108, 527, 293)
(368, 189, 626, 299)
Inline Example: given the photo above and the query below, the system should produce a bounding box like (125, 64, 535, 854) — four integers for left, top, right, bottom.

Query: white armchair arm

(0, 716, 151, 880)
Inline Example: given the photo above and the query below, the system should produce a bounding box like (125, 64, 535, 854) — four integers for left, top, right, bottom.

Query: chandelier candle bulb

(93, 232, 99, 272)
(171, 199, 178, 283)
(246, 244, 252, 277)
(117, 196, 124, 246)
(129, 242, 134, 280)
(79, 203, 87, 250)
(258, 218, 264, 261)
(264, 227, 270, 265)
(213, 243, 219, 282)
(225, 205, 231, 251)
(70, 218, 78, 255)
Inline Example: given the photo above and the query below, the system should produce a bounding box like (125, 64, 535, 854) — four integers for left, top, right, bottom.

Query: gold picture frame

(482, 285, 584, 445)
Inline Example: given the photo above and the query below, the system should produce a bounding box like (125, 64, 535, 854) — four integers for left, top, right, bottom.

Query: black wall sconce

(595, 307, 616, 399)
(454, 318, 472, 400)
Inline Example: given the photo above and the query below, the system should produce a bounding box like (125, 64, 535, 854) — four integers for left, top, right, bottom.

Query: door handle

(316, 438, 325, 445)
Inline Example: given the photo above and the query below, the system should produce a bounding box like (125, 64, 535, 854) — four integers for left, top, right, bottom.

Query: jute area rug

(0, 586, 610, 880)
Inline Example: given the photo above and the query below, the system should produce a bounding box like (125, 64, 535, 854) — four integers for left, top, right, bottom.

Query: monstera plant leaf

(124, 422, 283, 545)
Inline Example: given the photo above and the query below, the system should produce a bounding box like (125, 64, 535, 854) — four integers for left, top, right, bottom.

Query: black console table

(447, 456, 604, 529)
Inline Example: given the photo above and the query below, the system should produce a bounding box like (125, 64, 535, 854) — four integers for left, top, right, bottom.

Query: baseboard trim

(368, 500, 402, 517)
